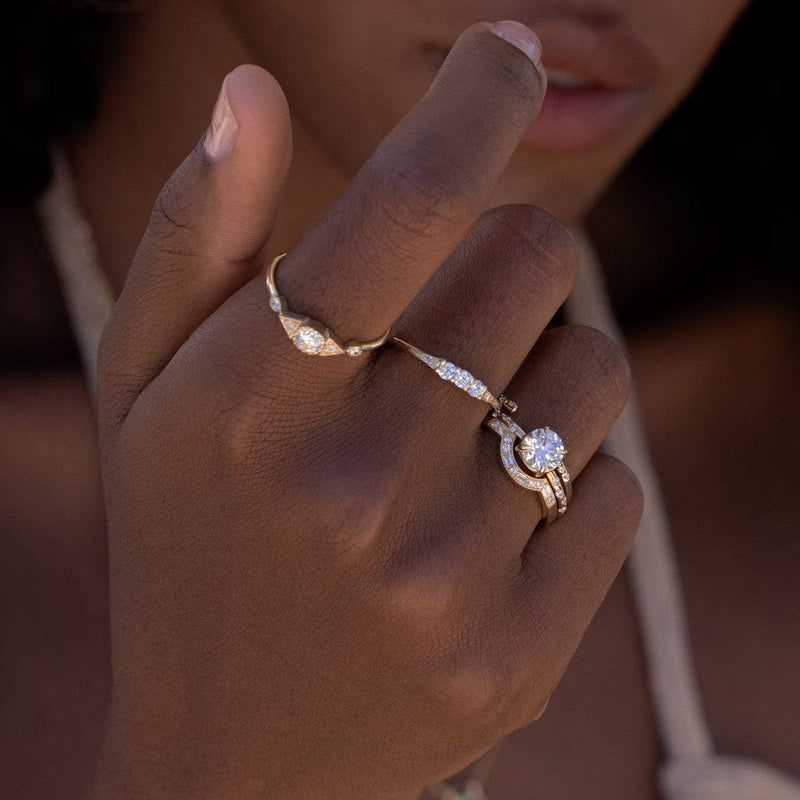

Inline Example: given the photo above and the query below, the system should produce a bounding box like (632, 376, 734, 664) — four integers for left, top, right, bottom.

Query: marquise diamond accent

(266, 252, 391, 356)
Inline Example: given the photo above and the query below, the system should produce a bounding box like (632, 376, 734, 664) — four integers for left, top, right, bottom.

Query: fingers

(274, 22, 547, 343)
(392, 203, 578, 401)
(368, 320, 630, 577)
(503, 453, 643, 726)
(502, 325, 631, 479)
(472, 323, 631, 540)
(98, 65, 292, 428)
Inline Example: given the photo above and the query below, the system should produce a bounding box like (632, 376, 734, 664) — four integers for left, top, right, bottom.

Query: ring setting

(485, 407, 571, 526)
(266, 253, 391, 356)
(391, 335, 571, 525)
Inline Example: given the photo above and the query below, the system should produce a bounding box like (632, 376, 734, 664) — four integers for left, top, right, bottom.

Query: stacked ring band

(266, 252, 392, 356)
(485, 407, 571, 525)
(390, 336, 503, 410)
(391, 335, 571, 525)
(266, 251, 573, 526)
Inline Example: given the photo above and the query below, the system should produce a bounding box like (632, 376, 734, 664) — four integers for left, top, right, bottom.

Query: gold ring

(391, 336, 502, 410)
(485, 405, 571, 525)
(266, 253, 391, 356)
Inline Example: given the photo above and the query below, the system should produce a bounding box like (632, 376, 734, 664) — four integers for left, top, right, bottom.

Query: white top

(566, 228, 800, 800)
(37, 153, 800, 799)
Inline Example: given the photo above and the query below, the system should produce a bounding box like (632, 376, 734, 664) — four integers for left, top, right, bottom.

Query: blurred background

(1, 0, 794, 353)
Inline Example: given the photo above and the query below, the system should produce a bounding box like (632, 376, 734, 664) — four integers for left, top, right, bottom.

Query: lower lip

(520, 83, 648, 152)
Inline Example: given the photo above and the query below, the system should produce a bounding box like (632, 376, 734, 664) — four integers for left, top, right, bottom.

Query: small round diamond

(437, 362, 459, 381)
(454, 370, 473, 389)
(468, 380, 486, 398)
(346, 344, 363, 357)
(269, 296, 284, 312)
(518, 428, 566, 475)
(292, 327, 325, 354)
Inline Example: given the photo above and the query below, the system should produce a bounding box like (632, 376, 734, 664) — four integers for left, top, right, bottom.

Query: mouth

(426, 16, 657, 153)
(535, 70, 653, 156)
(524, 62, 650, 153)
(545, 67, 592, 90)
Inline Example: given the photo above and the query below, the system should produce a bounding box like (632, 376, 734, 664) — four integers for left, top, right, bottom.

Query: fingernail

(490, 20, 543, 69)
(204, 75, 238, 161)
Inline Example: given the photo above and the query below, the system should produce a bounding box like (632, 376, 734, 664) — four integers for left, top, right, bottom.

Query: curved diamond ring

(485, 404, 571, 526)
(266, 253, 392, 356)
(391, 336, 503, 410)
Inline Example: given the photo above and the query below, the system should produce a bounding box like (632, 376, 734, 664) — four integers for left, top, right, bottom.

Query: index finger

(274, 21, 547, 345)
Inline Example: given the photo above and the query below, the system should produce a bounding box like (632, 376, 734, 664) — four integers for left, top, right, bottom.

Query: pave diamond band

(485, 407, 571, 526)
(390, 337, 502, 410)
(266, 253, 391, 356)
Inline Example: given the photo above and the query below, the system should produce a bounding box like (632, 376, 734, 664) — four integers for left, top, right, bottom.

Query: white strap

(564, 228, 713, 759)
(661, 756, 800, 800)
(36, 147, 116, 403)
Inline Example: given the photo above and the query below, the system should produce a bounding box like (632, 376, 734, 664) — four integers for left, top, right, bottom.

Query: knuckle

(375, 533, 464, 633)
(146, 167, 203, 260)
(368, 147, 476, 243)
(597, 453, 645, 524)
(211, 392, 397, 561)
(485, 204, 578, 294)
(560, 324, 632, 409)
(401, 599, 523, 734)
(421, 643, 506, 732)
(585, 453, 645, 555)
(207, 388, 269, 466)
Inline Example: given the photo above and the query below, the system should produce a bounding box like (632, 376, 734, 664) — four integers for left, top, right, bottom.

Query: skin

(91, 35, 642, 798)
(5, 0, 797, 799)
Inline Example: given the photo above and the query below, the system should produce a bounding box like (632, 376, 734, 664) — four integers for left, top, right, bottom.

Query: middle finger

(390, 202, 578, 402)
(273, 22, 547, 346)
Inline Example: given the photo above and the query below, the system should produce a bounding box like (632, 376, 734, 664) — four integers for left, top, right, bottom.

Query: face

(222, 0, 749, 222)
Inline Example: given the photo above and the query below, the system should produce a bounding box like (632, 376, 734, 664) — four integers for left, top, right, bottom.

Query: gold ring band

(266, 253, 391, 356)
(391, 336, 503, 410)
(485, 406, 571, 526)
(389, 334, 570, 524)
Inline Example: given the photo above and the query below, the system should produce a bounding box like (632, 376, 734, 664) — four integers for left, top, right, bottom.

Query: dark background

(586, 0, 794, 329)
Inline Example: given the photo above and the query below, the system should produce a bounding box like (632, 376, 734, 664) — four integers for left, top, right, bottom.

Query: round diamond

(454, 370, 473, 389)
(292, 327, 324, 354)
(437, 362, 459, 381)
(518, 428, 566, 475)
(269, 296, 284, 312)
(346, 344, 363, 357)
(468, 380, 486, 398)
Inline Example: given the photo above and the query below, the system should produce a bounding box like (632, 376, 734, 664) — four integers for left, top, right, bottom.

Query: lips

(429, 12, 658, 153)
(522, 78, 648, 152)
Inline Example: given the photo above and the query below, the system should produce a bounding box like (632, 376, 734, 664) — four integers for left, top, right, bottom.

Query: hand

(93, 22, 642, 800)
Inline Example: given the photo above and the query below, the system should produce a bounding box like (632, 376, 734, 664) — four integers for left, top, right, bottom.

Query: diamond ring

(485, 405, 571, 525)
(391, 336, 502, 410)
(266, 253, 391, 356)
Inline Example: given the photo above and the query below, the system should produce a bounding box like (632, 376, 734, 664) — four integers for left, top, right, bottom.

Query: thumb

(98, 64, 292, 428)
